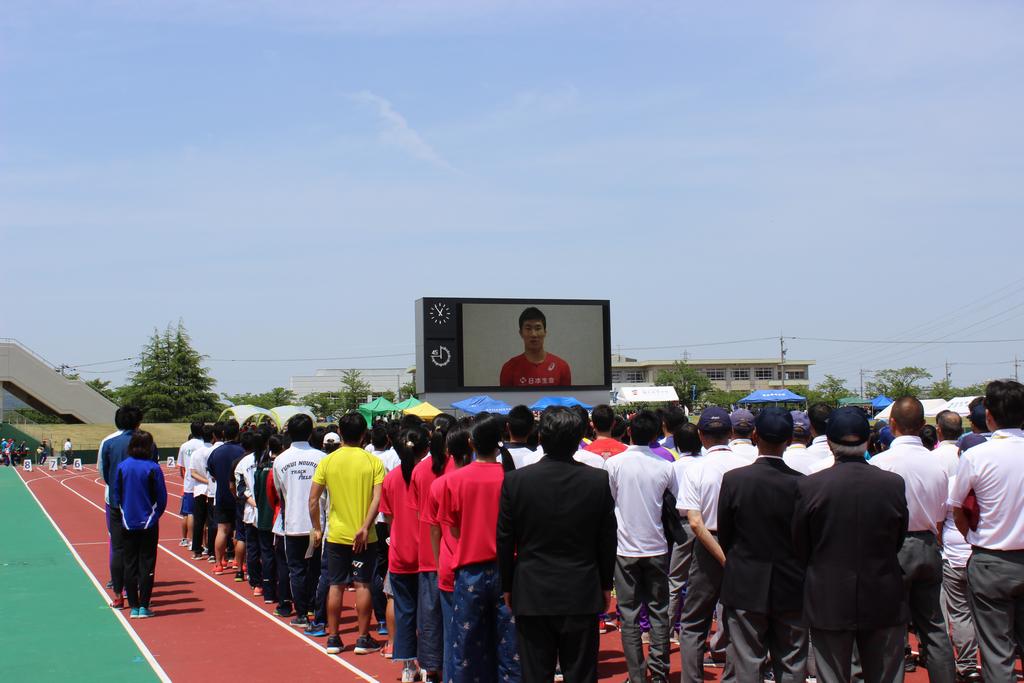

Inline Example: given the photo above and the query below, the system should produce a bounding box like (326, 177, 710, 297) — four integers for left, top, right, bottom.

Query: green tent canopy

(393, 397, 422, 411)
(358, 396, 398, 426)
(837, 396, 871, 407)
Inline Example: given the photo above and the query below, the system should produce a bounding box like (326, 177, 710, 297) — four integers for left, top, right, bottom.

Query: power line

(795, 336, 1024, 345)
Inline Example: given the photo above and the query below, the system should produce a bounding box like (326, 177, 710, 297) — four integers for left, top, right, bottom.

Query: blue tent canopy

(737, 389, 806, 404)
(450, 395, 512, 415)
(871, 395, 894, 410)
(528, 396, 593, 411)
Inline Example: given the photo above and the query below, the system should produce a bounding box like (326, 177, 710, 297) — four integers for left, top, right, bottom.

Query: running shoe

(376, 623, 388, 637)
(190, 554, 204, 561)
(253, 587, 263, 597)
(263, 596, 275, 605)
(105, 580, 113, 589)
(110, 597, 126, 610)
(400, 665, 420, 682)
(381, 642, 393, 659)
(129, 608, 140, 619)
(290, 615, 309, 628)
(212, 563, 225, 575)
(325, 635, 343, 655)
(554, 668, 564, 682)
(137, 607, 154, 619)
(303, 622, 327, 637)
(274, 605, 294, 618)
(234, 570, 244, 583)
(179, 538, 188, 547)
(353, 634, 382, 655)
(207, 555, 216, 563)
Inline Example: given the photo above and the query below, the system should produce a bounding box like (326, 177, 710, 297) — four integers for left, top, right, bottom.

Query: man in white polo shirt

(177, 421, 204, 547)
(805, 403, 836, 473)
(932, 410, 963, 477)
(870, 397, 955, 683)
(727, 409, 758, 463)
(950, 380, 1024, 683)
(605, 409, 677, 683)
(677, 406, 750, 683)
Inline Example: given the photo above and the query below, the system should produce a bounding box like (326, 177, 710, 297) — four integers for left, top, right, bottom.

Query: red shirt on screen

(424, 474, 457, 591)
(437, 461, 505, 569)
(499, 353, 572, 387)
(408, 456, 453, 573)
(585, 436, 627, 459)
(380, 468, 419, 574)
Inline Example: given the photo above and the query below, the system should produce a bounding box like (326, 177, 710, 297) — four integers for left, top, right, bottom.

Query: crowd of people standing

(92, 379, 1024, 683)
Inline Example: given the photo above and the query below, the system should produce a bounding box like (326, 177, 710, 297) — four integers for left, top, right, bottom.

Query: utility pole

(779, 333, 788, 389)
(860, 368, 865, 399)
(945, 360, 951, 384)
(1015, 354, 1020, 382)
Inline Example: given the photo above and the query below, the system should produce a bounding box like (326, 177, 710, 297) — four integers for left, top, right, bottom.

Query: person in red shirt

(426, 421, 475, 683)
(380, 427, 425, 682)
(438, 415, 521, 683)
(408, 419, 455, 683)
(585, 404, 628, 459)
(499, 307, 572, 388)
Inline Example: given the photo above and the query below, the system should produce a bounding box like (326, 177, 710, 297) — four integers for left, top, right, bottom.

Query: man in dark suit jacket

(497, 406, 617, 683)
(792, 407, 909, 683)
(718, 407, 807, 683)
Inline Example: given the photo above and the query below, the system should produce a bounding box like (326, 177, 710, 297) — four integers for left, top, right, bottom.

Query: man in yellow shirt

(309, 413, 385, 656)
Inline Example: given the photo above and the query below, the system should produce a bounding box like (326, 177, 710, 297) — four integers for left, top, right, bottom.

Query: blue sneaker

(137, 607, 154, 619)
(303, 622, 327, 637)
(376, 623, 388, 636)
(129, 608, 140, 619)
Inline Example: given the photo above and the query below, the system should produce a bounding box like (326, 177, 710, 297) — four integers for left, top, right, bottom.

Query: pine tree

(121, 320, 221, 422)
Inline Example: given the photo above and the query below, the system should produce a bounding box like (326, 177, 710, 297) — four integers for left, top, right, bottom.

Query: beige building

(612, 355, 814, 393)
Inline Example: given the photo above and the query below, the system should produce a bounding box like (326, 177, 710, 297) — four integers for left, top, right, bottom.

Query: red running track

(19, 462, 945, 682)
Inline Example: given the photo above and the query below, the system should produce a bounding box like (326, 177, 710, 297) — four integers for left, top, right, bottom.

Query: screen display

(417, 298, 611, 393)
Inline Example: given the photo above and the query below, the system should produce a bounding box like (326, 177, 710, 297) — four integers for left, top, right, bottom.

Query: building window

(754, 367, 775, 380)
(785, 370, 807, 380)
(611, 371, 623, 382)
(701, 368, 725, 381)
(625, 370, 646, 383)
(731, 368, 750, 380)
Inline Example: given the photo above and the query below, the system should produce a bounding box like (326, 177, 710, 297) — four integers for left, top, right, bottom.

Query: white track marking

(16, 468, 172, 683)
(37, 467, 380, 682)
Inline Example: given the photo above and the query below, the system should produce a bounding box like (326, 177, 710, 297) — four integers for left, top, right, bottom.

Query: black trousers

(284, 535, 321, 617)
(372, 521, 390, 623)
(109, 507, 127, 595)
(191, 495, 209, 555)
(244, 524, 262, 587)
(515, 614, 599, 683)
(257, 529, 277, 601)
(124, 524, 159, 609)
(274, 534, 293, 610)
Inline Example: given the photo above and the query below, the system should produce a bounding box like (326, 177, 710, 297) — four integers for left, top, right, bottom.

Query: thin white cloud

(348, 90, 453, 170)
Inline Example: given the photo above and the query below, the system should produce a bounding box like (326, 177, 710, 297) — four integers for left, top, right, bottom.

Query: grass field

(17, 423, 191, 451)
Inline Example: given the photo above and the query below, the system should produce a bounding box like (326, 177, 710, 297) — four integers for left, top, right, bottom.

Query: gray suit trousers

(898, 532, 956, 683)
(811, 625, 904, 683)
(614, 553, 671, 683)
(940, 560, 979, 674)
(723, 606, 807, 683)
(667, 525, 695, 630)
(966, 548, 1024, 683)
(677, 540, 735, 683)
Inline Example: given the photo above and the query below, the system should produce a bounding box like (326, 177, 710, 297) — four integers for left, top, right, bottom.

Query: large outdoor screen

(416, 298, 611, 393)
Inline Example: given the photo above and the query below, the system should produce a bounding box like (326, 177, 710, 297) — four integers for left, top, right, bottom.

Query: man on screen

(499, 307, 573, 387)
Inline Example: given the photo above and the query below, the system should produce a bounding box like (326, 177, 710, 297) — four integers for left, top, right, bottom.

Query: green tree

(810, 374, 855, 407)
(399, 380, 418, 400)
(340, 370, 372, 413)
(84, 378, 123, 403)
(654, 362, 713, 409)
(927, 379, 988, 400)
(120, 321, 221, 422)
(304, 392, 346, 422)
(222, 387, 297, 409)
(866, 366, 933, 399)
(703, 389, 749, 409)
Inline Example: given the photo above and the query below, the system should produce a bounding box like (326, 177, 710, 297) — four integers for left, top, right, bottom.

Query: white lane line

(50, 469, 380, 682)
(18, 467, 172, 683)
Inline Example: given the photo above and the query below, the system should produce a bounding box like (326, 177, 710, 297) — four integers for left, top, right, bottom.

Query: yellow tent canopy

(403, 401, 442, 420)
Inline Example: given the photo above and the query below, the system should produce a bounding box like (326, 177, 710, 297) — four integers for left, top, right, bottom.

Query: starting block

(166, 456, 176, 468)
(23, 460, 32, 471)
(49, 459, 59, 471)
(73, 458, 83, 471)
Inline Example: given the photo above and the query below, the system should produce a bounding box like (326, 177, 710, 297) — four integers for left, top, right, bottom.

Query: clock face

(428, 301, 452, 326)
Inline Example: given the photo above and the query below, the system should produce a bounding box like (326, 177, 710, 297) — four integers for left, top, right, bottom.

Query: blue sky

(4, 1, 1023, 394)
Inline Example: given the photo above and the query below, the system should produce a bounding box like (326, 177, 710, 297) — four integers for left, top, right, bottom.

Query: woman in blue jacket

(114, 431, 167, 618)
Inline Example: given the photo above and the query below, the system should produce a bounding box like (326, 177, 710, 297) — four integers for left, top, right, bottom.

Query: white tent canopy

(874, 398, 949, 421)
(270, 405, 316, 428)
(941, 396, 982, 417)
(219, 404, 274, 425)
(614, 385, 680, 404)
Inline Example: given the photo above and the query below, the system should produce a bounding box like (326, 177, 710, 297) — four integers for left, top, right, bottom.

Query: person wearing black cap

(869, 397, 956, 683)
(676, 406, 750, 683)
(793, 407, 909, 682)
(717, 407, 807, 682)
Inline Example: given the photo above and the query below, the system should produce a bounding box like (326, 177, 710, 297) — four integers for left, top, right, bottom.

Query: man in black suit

(792, 407, 909, 683)
(497, 406, 617, 683)
(718, 407, 807, 682)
